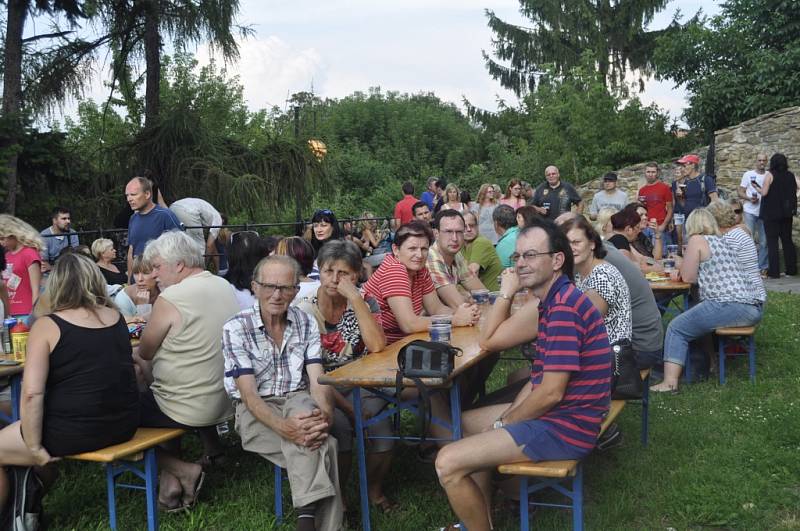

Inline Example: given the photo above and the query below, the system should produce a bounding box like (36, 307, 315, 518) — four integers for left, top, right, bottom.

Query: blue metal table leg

(449, 379, 462, 440)
(144, 449, 159, 531)
(105, 463, 118, 530)
(353, 387, 371, 531)
(748, 336, 756, 382)
(274, 465, 283, 522)
(718, 337, 726, 385)
(641, 373, 650, 447)
(10, 375, 21, 421)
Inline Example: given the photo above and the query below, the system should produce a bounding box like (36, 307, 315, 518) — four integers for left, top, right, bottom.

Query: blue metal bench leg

(10, 375, 21, 421)
(573, 465, 584, 531)
(105, 463, 118, 530)
(718, 337, 727, 385)
(748, 335, 756, 382)
(144, 448, 159, 531)
(519, 476, 530, 531)
(274, 464, 283, 522)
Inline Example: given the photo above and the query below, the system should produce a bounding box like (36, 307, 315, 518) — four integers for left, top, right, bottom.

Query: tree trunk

(2, 0, 28, 215)
(143, 0, 161, 130)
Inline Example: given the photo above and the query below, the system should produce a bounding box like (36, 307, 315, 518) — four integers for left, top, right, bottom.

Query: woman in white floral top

(298, 240, 400, 513)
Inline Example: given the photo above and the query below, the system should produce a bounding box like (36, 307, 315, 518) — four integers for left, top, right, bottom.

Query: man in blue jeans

(738, 153, 769, 275)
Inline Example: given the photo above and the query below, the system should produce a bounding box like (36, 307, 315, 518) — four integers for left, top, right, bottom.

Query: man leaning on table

(222, 255, 342, 531)
(435, 218, 612, 531)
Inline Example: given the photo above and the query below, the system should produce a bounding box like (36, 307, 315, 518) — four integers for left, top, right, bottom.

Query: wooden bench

(68, 427, 186, 531)
(496, 399, 628, 531)
(715, 325, 757, 384)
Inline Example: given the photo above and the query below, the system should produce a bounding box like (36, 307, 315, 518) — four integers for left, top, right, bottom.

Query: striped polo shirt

(531, 274, 612, 451)
(362, 253, 435, 344)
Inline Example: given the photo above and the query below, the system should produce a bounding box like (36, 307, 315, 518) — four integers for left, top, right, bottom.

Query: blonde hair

(444, 183, 461, 202)
(476, 184, 497, 205)
(46, 253, 116, 314)
(357, 211, 377, 233)
(706, 200, 737, 230)
(0, 214, 45, 251)
(91, 238, 114, 260)
(594, 207, 618, 235)
(685, 208, 721, 237)
(130, 255, 153, 275)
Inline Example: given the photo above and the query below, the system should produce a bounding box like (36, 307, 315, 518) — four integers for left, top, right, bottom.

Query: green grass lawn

(42, 292, 800, 530)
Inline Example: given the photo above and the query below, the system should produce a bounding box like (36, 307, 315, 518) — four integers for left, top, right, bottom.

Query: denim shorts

(504, 419, 590, 462)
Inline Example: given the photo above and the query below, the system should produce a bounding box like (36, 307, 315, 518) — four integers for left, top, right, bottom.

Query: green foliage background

(5, 53, 692, 230)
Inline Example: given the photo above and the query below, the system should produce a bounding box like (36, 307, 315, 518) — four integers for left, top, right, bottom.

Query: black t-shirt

(607, 234, 631, 252)
(531, 181, 582, 220)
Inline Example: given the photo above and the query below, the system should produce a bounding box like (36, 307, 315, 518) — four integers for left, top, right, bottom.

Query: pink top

(5, 246, 40, 315)
(499, 197, 526, 210)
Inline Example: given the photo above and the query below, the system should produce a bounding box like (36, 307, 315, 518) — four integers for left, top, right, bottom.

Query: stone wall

(576, 105, 800, 247)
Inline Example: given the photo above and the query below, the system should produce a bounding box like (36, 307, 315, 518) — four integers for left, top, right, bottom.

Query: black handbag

(611, 339, 644, 400)
(394, 340, 462, 442)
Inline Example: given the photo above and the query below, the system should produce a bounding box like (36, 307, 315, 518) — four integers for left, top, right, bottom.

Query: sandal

(181, 470, 206, 509)
(158, 498, 187, 514)
(649, 383, 679, 394)
(370, 496, 400, 513)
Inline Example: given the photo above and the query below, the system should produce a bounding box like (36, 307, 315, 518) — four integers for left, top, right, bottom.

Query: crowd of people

(0, 151, 797, 530)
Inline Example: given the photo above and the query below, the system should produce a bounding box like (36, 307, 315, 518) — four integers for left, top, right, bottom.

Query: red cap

(677, 154, 700, 165)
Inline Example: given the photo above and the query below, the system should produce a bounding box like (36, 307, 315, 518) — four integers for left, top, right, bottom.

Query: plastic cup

(430, 314, 452, 326)
(666, 244, 679, 258)
(488, 291, 502, 304)
(662, 258, 676, 271)
(471, 289, 490, 305)
(429, 322, 452, 344)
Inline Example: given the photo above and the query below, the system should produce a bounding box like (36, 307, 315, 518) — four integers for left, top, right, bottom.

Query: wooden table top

(648, 280, 692, 291)
(318, 326, 487, 388)
(0, 354, 24, 378)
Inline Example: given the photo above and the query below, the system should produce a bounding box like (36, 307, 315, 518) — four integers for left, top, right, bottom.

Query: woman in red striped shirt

(362, 221, 478, 344)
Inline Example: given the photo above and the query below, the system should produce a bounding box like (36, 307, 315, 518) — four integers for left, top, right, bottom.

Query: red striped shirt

(362, 254, 435, 344)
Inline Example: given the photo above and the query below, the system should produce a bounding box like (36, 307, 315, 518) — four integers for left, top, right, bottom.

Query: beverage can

(10, 320, 29, 361)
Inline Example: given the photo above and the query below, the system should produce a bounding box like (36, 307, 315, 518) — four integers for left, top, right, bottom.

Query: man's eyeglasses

(253, 280, 299, 297)
(510, 249, 556, 264)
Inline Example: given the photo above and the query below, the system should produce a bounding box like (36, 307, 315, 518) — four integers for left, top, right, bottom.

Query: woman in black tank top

(0, 254, 139, 510)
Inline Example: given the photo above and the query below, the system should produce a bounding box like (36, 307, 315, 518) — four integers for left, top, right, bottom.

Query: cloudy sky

(57, 0, 719, 123)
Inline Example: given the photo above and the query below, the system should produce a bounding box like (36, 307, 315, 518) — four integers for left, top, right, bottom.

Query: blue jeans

(663, 300, 762, 367)
(743, 212, 768, 270)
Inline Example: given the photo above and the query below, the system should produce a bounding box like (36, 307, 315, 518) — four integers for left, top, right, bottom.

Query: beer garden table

(318, 325, 489, 531)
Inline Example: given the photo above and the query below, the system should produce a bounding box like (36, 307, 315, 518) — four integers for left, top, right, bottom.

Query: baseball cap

(602, 172, 618, 181)
(677, 154, 701, 165)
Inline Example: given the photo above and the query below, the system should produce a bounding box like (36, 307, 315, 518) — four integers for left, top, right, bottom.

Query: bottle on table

(10, 320, 29, 361)
(1, 318, 15, 354)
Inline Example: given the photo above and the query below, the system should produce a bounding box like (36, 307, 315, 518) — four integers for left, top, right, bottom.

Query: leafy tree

(484, 0, 671, 96)
(1, 0, 87, 213)
(653, 0, 800, 134)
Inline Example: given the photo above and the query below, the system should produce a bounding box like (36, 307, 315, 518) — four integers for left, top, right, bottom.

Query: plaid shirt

(426, 243, 475, 292)
(222, 303, 323, 400)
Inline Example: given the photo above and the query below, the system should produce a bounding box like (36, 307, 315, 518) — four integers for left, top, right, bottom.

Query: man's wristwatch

(492, 418, 505, 430)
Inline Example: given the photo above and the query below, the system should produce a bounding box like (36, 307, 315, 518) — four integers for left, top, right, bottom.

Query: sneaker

(596, 423, 623, 452)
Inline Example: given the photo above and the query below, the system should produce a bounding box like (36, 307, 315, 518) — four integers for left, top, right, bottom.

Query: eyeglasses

(253, 280, 299, 297)
(510, 249, 556, 264)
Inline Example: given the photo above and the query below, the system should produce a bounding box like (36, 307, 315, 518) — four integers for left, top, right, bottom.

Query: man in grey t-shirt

(588, 172, 628, 220)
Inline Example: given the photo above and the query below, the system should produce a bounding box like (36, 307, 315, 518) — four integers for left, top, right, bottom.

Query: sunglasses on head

(229, 230, 259, 245)
(314, 209, 334, 217)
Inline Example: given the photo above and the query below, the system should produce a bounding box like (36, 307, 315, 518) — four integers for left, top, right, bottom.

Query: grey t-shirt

(602, 242, 663, 353)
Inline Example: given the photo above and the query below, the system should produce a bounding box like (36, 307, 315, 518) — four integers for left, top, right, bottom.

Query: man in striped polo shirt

(435, 218, 612, 531)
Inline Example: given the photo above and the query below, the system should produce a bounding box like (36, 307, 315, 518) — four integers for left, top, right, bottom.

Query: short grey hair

(317, 240, 362, 272)
(253, 255, 301, 285)
(143, 230, 204, 268)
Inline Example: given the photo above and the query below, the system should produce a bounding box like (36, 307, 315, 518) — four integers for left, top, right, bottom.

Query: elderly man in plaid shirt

(222, 255, 342, 531)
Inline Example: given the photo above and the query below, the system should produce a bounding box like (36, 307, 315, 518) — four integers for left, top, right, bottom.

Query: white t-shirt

(740, 170, 766, 216)
(589, 190, 628, 216)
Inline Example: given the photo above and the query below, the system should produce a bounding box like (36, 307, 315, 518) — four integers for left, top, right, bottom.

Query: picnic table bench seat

(715, 325, 758, 384)
(68, 427, 186, 531)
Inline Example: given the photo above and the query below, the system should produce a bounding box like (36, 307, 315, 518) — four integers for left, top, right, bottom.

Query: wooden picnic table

(648, 279, 691, 292)
(318, 325, 489, 531)
(0, 354, 24, 423)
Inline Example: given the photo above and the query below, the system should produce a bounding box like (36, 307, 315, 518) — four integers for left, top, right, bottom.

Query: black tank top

(42, 313, 139, 455)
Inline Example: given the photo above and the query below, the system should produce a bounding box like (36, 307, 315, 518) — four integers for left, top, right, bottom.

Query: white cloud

(197, 36, 324, 110)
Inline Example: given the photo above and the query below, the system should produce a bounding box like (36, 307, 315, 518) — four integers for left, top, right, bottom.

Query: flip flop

(181, 470, 206, 509)
(158, 498, 188, 514)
